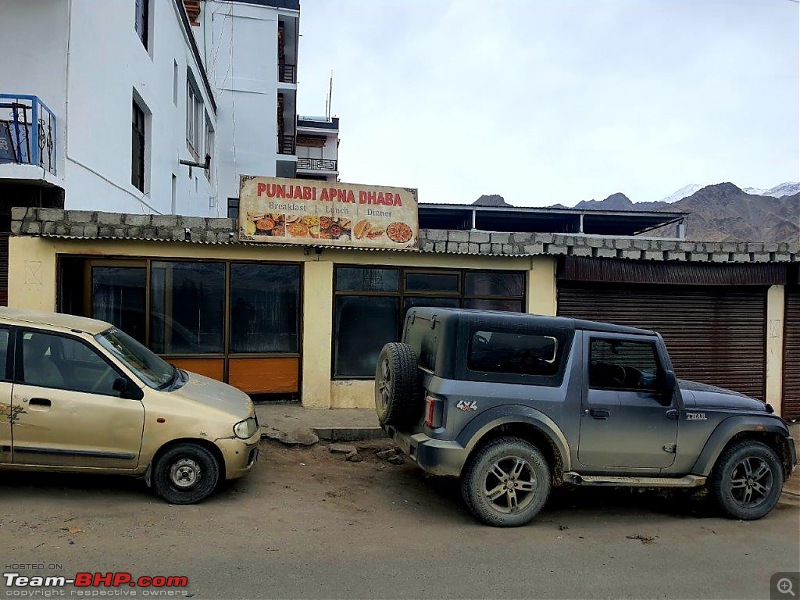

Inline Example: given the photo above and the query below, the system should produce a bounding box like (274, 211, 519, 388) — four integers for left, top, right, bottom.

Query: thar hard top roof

(406, 306, 658, 337)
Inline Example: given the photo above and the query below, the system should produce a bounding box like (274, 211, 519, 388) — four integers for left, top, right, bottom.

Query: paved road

(1, 440, 798, 599)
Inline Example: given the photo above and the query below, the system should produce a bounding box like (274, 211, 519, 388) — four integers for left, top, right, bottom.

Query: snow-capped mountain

(743, 182, 800, 198)
(659, 184, 703, 203)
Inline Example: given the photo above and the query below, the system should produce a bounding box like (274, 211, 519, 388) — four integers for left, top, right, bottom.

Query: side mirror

(113, 377, 143, 400)
(662, 370, 677, 396)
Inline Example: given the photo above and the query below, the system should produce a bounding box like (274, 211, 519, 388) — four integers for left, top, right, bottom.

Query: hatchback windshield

(96, 327, 175, 389)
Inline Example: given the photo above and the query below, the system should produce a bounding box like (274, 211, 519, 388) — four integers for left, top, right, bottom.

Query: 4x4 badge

(456, 400, 478, 412)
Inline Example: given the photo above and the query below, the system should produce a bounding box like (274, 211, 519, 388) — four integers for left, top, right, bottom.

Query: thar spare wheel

(374, 342, 419, 427)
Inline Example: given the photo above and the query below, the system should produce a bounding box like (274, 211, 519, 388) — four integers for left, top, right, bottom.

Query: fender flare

(691, 416, 791, 476)
(457, 405, 572, 473)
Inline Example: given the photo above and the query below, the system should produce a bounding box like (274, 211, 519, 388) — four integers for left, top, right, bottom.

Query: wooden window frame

(331, 266, 526, 380)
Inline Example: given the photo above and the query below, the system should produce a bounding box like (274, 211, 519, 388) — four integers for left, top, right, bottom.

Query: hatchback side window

(21, 331, 121, 396)
(0, 328, 11, 382)
(589, 339, 659, 391)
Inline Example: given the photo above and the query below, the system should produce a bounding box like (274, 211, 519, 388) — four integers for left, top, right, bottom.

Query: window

(469, 331, 562, 377)
(589, 339, 659, 391)
(204, 113, 214, 180)
(334, 296, 399, 378)
(21, 331, 120, 396)
(172, 60, 179, 106)
(131, 99, 146, 192)
(0, 328, 10, 382)
(135, 0, 149, 49)
(333, 266, 525, 378)
(229, 264, 300, 353)
(91, 266, 147, 344)
(150, 262, 225, 354)
(227, 198, 239, 220)
(186, 76, 203, 158)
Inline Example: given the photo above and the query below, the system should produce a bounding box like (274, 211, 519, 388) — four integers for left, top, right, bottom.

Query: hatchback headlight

(233, 417, 258, 440)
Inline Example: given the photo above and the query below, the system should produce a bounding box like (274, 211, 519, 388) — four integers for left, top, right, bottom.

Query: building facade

(7, 206, 799, 422)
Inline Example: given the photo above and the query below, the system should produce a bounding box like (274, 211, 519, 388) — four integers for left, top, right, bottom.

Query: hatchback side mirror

(113, 377, 143, 400)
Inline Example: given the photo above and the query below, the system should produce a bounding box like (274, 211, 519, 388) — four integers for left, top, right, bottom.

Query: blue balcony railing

(0, 94, 57, 175)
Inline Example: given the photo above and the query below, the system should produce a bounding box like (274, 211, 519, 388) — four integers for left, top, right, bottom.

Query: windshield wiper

(157, 365, 180, 391)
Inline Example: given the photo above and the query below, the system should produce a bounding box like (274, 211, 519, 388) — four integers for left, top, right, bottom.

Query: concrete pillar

(766, 285, 785, 416)
(526, 256, 557, 316)
(301, 259, 334, 408)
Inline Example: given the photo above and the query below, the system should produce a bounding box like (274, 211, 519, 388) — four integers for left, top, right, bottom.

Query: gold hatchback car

(0, 307, 259, 503)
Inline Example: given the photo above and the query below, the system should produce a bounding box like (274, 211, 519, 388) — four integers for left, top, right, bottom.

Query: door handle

(589, 408, 610, 420)
(28, 398, 52, 409)
(666, 409, 679, 420)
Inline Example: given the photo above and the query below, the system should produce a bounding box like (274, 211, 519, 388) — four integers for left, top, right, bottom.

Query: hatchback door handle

(29, 398, 52, 409)
(589, 408, 610, 420)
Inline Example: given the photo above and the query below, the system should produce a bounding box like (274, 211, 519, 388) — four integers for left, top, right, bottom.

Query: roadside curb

(313, 426, 387, 442)
(260, 425, 386, 445)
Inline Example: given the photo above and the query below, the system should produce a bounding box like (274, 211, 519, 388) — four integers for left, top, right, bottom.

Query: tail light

(424, 394, 444, 428)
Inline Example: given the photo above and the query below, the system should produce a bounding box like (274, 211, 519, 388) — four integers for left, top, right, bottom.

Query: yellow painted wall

(302, 260, 333, 408)
(330, 380, 374, 409)
(527, 256, 557, 316)
(8, 236, 59, 311)
(766, 285, 785, 416)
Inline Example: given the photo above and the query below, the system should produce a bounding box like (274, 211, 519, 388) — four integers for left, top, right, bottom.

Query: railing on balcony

(297, 157, 337, 172)
(277, 135, 296, 155)
(0, 94, 56, 175)
(278, 64, 296, 84)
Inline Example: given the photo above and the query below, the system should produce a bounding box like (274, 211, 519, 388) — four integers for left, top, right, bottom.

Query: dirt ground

(1, 439, 798, 599)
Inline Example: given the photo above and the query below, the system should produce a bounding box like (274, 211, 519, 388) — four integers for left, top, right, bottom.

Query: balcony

(0, 94, 56, 176)
(278, 63, 296, 85)
(297, 157, 337, 172)
(277, 135, 296, 155)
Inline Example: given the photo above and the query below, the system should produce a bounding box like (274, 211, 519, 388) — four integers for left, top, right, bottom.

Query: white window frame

(186, 75, 203, 159)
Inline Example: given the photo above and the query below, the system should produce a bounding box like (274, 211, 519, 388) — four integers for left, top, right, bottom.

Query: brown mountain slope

(563, 183, 799, 243)
(658, 183, 799, 243)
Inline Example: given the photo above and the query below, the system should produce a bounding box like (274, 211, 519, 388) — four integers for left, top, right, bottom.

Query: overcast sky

(296, 0, 799, 206)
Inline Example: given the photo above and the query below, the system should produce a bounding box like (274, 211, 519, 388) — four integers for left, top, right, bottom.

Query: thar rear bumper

(385, 425, 467, 477)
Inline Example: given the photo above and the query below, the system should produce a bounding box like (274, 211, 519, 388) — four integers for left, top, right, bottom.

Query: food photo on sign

(238, 176, 419, 249)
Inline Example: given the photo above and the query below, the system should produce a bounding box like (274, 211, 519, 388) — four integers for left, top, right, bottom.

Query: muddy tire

(710, 440, 783, 520)
(461, 437, 551, 527)
(374, 342, 419, 427)
(153, 443, 221, 505)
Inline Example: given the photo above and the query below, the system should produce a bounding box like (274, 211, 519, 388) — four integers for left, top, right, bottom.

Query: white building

(0, 0, 312, 221)
(0, 0, 345, 303)
(201, 0, 300, 217)
(296, 116, 340, 183)
(0, 0, 219, 217)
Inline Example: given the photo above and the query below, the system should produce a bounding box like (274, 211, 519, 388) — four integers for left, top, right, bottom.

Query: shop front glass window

(91, 267, 147, 344)
(230, 263, 300, 353)
(334, 296, 399, 377)
(150, 261, 225, 354)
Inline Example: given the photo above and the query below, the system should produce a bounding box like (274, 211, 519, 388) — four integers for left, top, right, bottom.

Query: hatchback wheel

(153, 443, 220, 505)
(710, 440, 783, 520)
(461, 437, 551, 527)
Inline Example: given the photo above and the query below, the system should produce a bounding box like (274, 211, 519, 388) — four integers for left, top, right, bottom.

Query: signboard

(238, 176, 419, 249)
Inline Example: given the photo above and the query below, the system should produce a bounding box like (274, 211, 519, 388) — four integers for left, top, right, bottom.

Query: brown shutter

(783, 288, 800, 420)
(0, 231, 8, 307)
(557, 283, 767, 400)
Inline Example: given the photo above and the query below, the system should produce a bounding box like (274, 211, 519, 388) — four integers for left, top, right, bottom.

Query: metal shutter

(783, 288, 800, 421)
(557, 283, 767, 400)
